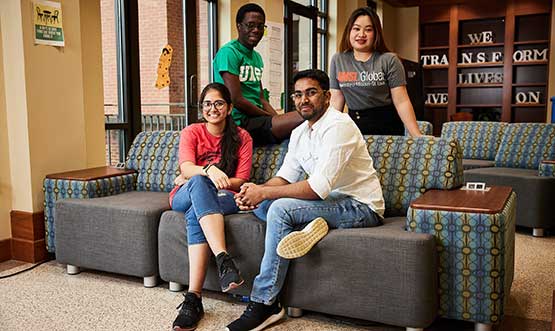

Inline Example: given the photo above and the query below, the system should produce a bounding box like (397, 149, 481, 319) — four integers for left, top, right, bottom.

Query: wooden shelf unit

(419, 0, 552, 133)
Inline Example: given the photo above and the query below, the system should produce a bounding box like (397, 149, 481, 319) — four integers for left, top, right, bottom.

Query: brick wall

(101, 0, 210, 163)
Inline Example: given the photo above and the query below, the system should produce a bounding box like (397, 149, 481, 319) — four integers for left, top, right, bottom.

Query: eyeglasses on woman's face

(290, 88, 326, 102)
(200, 100, 227, 112)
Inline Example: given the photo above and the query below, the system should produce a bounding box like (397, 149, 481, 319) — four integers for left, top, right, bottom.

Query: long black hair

(199, 82, 240, 177)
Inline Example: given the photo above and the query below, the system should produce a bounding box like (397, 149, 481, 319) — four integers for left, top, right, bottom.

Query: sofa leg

(169, 281, 185, 292)
(66, 264, 80, 275)
(143, 275, 157, 288)
(287, 307, 303, 317)
(475, 322, 492, 331)
(533, 228, 545, 237)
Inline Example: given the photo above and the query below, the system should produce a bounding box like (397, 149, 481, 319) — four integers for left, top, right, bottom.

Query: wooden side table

(407, 186, 516, 331)
(43, 166, 137, 253)
(46, 166, 136, 181)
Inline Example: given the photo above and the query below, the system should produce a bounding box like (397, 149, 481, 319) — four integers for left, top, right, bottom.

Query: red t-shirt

(169, 123, 253, 204)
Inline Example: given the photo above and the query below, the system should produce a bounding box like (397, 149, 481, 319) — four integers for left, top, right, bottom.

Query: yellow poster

(34, 1, 64, 46)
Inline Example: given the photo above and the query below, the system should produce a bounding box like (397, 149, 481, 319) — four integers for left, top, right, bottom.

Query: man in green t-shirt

(213, 3, 303, 146)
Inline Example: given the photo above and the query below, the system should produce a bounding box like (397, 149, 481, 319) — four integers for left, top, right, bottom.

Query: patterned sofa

(441, 121, 508, 170)
(405, 120, 433, 136)
(464, 123, 555, 236)
(46, 130, 516, 331)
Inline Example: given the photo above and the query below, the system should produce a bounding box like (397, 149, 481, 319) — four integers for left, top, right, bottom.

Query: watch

(202, 163, 212, 176)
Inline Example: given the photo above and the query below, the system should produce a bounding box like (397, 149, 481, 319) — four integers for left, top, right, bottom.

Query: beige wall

(1, 0, 33, 218)
(0, 20, 12, 240)
(79, 0, 106, 167)
(20, 0, 105, 211)
(381, 2, 419, 62)
(0, 0, 105, 223)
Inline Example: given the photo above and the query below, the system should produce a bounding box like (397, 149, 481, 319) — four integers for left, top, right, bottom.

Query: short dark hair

(292, 69, 330, 91)
(236, 3, 265, 24)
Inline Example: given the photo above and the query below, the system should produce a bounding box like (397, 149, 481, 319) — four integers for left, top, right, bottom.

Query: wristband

(202, 163, 213, 176)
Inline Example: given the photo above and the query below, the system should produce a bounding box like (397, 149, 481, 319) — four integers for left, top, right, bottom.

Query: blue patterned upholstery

(365, 135, 464, 217)
(250, 140, 290, 184)
(407, 192, 516, 324)
(125, 131, 181, 192)
(539, 161, 555, 177)
(441, 121, 507, 161)
(404, 120, 434, 136)
(494, 123, 555, 169)
(43, 174, 136, 252)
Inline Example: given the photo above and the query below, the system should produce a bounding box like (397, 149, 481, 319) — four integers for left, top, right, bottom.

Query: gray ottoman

(55, 191, 170, 287)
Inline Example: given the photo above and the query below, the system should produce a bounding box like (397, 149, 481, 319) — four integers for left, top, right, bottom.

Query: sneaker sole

(224, 307, 285, 331)
(250, 307, 285, 331)
(276, 217, 329, 259)
(221, 278, 245, 293)
(173, 312, 203, 331)
(173, 326, 196, 331)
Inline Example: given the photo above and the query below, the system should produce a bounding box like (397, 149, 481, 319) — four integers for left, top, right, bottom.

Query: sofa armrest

(407, 187, 516, 324)
(539, 160, 555, 177)
(43, 166, 137, 252)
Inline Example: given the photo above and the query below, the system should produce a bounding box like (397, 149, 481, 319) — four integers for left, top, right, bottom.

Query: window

(284, 0, 328, 111)
(101, 0, 217, 165)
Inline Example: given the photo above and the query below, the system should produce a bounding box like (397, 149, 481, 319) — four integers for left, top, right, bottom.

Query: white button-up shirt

(276, 107, 385, 217)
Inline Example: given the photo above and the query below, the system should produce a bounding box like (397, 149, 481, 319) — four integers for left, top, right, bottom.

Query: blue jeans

(171, 175, 238, 245)
(250, 195, 382, 305)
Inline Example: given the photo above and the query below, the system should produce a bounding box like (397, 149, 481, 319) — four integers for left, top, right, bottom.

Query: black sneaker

(172, 292, 203, 331)
(225, 300, 285, 331)
(216, 252, 244, 292)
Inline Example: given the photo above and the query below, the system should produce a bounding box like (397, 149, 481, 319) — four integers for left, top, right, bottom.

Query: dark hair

(236, 3, 265, 24)
(292, 69, 330, 91)
(339, 7, 390, 53)
(199, 83, 240, 178)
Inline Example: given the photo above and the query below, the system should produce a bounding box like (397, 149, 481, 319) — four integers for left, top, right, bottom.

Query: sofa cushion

(158, 211, 266, 296)
(125, 131, 181, 192)
(282, 217, 438, 328)
(365, 135, 464, 217)
(441, 121, 507, 161)
(55, 191, 170, 277)
(463, 159, 495, 170)
(465, 167, 555, 229)
(494, 123, 555, 169)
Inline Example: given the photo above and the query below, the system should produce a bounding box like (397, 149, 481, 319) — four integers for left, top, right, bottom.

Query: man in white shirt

(226, 69, 384, 331)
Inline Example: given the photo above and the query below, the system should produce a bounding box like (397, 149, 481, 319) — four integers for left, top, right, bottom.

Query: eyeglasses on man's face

(240, 22, 267, 31)
(290, 88, 326, 102)
(201, 100, 227, 112)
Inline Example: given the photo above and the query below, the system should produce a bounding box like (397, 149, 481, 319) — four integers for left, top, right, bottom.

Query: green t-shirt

(213, 39, 264, 125)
